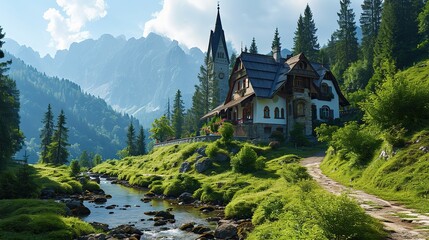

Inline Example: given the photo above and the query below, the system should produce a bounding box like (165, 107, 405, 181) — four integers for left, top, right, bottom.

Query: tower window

(264, 106, 270, 118)
(274, 107, 280, 119)
(217, 52, 225, 59)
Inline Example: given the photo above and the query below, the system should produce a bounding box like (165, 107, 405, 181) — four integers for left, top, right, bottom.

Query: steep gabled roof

(310, 62, 350, 106)
(240, 52, 281, 98)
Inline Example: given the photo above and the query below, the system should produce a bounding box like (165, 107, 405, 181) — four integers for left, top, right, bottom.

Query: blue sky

(0, 0, 362, 57)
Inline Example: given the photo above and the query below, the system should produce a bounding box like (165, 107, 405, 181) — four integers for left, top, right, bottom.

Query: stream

(82, 179, 218, 239)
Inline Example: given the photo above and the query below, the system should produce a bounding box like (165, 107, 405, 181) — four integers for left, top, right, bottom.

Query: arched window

(296, 102, 305, 117)
(320, 105, 331, 120)
(274, 107, 280, 119)
(281, 108, 285, 119)
(264, 106, 270, 118)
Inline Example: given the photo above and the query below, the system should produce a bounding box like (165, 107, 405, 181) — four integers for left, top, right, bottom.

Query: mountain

(5, 52, 139, 164)
(5, 34, 205, 126)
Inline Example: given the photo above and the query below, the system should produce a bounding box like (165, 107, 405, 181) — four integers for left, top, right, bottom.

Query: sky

(0, 0, 363, 57)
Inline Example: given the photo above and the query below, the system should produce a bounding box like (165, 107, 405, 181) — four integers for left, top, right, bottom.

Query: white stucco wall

(311, 80, 340, 120)
(253, 95, 287, 124)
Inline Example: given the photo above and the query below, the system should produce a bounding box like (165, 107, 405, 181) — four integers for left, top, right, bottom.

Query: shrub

(252, 198, 286, 225)
(314, 123, 339, 143)
(219, 122, 234, 143)
(199, 184, 223, 204)
(69, 160, 80, 177)
(83, 181, 100, 192)
(255, 156, 266, 170)
(282, 163, 310, 183)
(330, 122, 381, 165)
(231, 144, 258, 173)
(163, 174, 201, 197)
(205, 142, 220, 159)
(225, 199, 258, 219)
(289, 123, 309, 147)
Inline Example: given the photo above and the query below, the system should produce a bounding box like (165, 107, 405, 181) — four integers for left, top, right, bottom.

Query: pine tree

(0, 26, 24, 169)
(172, 89, 185, 139)
(301, 4, 320, 61)
(126, 122, 136, 156)
(360, 0, 382, 63)
(293, 15, 305, 55)
(78, 150, 90, 168)
(249, 37, 258, 54)
(92, 154, 102, 166)
(40, 104, 54, 163)
(197, 57, 211, 115)
(165, 97, 171, 123)
(272, 28, 281, 51)
(418, 1, 429, 54)
(371, 0, 423, 89)
(229, 52, 237, 72)
(333, 0, 359, 81)
(136, 126, 146, 155)
(47, 110, 69, 165)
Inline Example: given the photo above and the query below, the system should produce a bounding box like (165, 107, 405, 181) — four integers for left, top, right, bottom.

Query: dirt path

(301, 153, 429, 240)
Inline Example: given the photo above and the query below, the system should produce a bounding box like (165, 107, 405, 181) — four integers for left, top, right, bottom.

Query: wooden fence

(153, 135, 249, 148)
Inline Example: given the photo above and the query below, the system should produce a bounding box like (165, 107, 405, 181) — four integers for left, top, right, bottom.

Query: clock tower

(207, 4, 230, 105)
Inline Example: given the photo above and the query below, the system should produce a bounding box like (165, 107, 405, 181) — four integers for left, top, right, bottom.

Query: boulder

(154, 211, 175, 220)
(192, 225, 211, 234)
(179, 162, 191, 173)
(195, 157, 212, 173)
(268, 141, 280, 149)
(40, 188, 56, 199)
(71, 206, 91, 216)
(94, 197, 107, 204)
(105, 205, 116, 209)
(90, 222, 110, 232)
(65, 199, 82, 210)
(179, 222, 195, 231)
(110, 224, 142, 235)
(237, 221, 254, 240)
(199, 206, 215, 212)
(154, 220, 167, 226)
(214, 152, 230, 162)
(214, 223, 238, 239)
(144, 211, 157, 216)
(196, 147, 207, 156)
(178, 192, 194, 204)
(198, 232, 215, 239)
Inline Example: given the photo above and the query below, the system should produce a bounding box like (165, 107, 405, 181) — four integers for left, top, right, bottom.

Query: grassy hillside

(93, 141, 385, 239)
(319, 59, 429, 212)
(0, 163, 99, 239)
(321, 130, 429, 212)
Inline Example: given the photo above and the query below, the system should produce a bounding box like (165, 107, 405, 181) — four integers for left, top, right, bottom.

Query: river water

(82, 179, 217, 239)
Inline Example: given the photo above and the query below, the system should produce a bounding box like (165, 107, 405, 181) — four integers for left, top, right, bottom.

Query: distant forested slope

(6, 52, 139, 163)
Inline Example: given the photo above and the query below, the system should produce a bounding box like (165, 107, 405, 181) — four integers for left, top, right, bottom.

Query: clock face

(218, 72, 225, 79)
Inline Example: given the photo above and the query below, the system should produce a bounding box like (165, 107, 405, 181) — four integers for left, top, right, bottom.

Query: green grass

(92, 140, 386, 239)
(32, 164, 100, 194)
(321, 130, 429, 213)
(0, 199, 96, 240)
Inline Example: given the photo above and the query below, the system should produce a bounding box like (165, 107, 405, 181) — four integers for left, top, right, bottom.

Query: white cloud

(143, 0, 362, 53)
(43, 0, 107, 50)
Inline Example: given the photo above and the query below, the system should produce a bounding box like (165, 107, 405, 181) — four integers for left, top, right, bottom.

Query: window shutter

(329, 109, 334, 120)
(319, 108, 323, 120)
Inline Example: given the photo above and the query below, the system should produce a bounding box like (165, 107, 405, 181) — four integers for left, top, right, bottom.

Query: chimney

(273, 46, 281, 63)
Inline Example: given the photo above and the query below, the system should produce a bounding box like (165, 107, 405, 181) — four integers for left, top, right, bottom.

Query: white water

(82, 179, 217, 239)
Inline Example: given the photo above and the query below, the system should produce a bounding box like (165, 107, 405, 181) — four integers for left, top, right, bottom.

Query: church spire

(215, 2, 223, 34)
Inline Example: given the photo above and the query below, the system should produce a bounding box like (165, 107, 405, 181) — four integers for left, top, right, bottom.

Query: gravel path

(301, 153, 429, 240)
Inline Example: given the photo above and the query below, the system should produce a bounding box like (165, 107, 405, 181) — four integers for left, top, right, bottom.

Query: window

(320, 105, 332, 120)
(321, 83, 329, 94)
(296, 102, 305, 117)
(217, 52, 225, 59)
(264, 106, 270, 118)
(274, 107, 280, 119)
(237, 80, 241, 90)
(281, 108, 285, 119)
